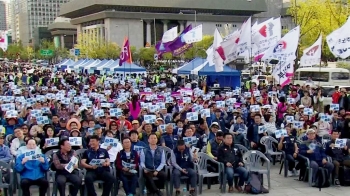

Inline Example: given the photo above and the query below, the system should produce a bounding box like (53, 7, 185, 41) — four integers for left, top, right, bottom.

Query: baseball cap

(306, 129, 316, 134)
(94, 124, 102, 130)
(132, 120, 139, 125)
(60, 118, 67, 123)
(210, 122, 220, 128)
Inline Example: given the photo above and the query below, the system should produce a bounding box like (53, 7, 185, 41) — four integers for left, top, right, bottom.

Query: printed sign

(275, 129, 288, 139)
(183, 136, 198, 145)
(45, 137, 59, 147)
(23, 150, 41, 160)
(104, 137, 119, 147)
(69, 137, 82, 146)
(89, 159, 105, 166)
(330, 104, 339, 111)
(64, 156, 78, 173)
(258, 126, 266, 134)
(186, 112, 198, 121)
(335, 139, 347, 148)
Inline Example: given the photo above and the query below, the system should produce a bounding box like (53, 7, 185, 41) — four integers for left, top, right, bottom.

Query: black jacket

(218, 143, 243, 168)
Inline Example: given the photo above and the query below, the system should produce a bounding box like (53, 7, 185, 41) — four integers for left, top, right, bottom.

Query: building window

(216, 24, 222, 27)
(232, 24, 237, 27)
(282, 26, 287, 29)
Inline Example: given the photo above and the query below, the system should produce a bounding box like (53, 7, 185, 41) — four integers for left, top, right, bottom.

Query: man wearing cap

(212, 109, 228, 133)
(299, 129, 334, 186)
(207, 131, 224, 160)
(131, 120, 140, 132)
(208, 122, 220, 141)
(1, 112, 24, 136)
(56, 118, 70, 139)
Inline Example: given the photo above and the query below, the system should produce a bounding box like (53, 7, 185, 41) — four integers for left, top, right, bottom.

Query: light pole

(140, 18, 156, 45)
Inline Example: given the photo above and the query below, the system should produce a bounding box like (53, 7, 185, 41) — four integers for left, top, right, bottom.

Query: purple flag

(119, 37, 132, 66)
(155, 41, 172, 57)
(168, 25, 193, 56)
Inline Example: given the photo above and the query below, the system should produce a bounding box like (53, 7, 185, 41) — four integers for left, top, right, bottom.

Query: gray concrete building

(59, 0, 295, 49)
(9, 0, 71, 45)
(59, 0, 270, 49)
(0, 0, 7, 30)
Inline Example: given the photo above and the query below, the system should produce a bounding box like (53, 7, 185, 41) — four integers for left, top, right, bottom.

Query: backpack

(244, 172, 269, 194)
(315, 168, 330, 189)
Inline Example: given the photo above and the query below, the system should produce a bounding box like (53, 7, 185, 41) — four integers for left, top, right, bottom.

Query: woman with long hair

(129, 95, 141, 120)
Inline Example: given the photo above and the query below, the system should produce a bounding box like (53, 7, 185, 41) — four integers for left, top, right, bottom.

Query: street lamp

(140, 18, 156, 45)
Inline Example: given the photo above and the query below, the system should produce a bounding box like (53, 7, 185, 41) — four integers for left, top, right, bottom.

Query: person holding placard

(81, 135, 115, 196)
(101, 130, 123, 163)
(277, 125, 303, 177)
(313, 114, 331, 137)
(160, 124, 177, 150)
(325, 130, 350, 185)
(140, 133, 166, 196)
(247, 114, 266, 151)
(116, 137, 140, 196)
(299, 129, 334, 186)
(171, 139, 197, 196)
(15, 139, 49, 196)
(41, 125, 59, 153)
(52, 138, 82, 196)
(313, 89, 324, 113)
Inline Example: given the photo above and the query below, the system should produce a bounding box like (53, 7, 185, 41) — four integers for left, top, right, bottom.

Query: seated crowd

(2, 82, 350, 196)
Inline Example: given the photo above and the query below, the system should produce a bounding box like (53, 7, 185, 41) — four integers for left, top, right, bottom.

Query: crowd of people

(0, 62, 350, 196)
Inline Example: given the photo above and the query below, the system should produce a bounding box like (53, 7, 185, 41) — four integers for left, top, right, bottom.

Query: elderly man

(161, 124, 177, 150)
(299, 129, 334, 186)
(15, 139, 49, 196)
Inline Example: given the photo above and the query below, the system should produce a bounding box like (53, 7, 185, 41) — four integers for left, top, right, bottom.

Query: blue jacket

(299, 140, 327, 163)
(142, 147, 164, 171)
(15, 153, 49, 180)
(131, 140, 147, 150)
(173, 147, 193, 169)
(161, 134, 178, 150)
(0, 145, 11, 163)
(1, 118, 24, 136)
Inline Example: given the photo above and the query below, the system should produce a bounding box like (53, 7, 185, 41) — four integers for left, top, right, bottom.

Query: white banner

(183, 24, 203, 44)
(300, 35, 322, 67)
(272, 60, 294, 86)
(213, 28, 224, 72)
(162, 26, 178, 43)
(326, 17, 350, 59)
(262, 26, 300, 63)
(0, 31, 8, 51)
(228, 17, 252, 62)
(252, 17, 281, 60)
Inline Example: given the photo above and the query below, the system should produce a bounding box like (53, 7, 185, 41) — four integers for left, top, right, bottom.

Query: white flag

(213, 29, 224, 72)
(220, 30, 240, 64)
(261, 26, 300, 63)
(183, 24, 203, 44)
(228, 17, 252, 63)
(252, 17, 281, 60)
(300, 35, 322, 67)
(206, 45, 214, 66)
(272, 60, 295, 86)
(162, 26, 178, 43)
(0, 31, 8, 51)
(326, 17, 350, 59)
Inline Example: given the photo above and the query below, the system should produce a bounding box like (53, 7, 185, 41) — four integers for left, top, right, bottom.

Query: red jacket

(332, 91, 341, 104)
(116, 120, 132, 130)
(116, 149, 139, 171)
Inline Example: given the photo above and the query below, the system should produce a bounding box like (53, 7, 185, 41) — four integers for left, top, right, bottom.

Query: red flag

(119, 37, 132, 66)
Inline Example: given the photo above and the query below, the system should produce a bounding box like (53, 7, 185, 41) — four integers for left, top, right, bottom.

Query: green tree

(139, 46, 156, 65)
(289, 0, 349, 61)
(184, 35, 214, 59)
(6, 42, 24, 60)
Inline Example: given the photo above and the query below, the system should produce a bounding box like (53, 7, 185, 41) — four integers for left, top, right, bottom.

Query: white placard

(64, 156, 78, 173)
(293, 121, 304, 129)
(186, 112, 198, 121)
(122, 160, 136, 169)
(303, 108, 313, 115)
(144, 115, 156, 124)
(287, 98, 295, 104)
(330, 104, 339, 111)
(200, 109, 210, 118)
(286, 116, 294, 123)
(335, 139, 347, 148)
(275, 129, 288, 139)
(183, 136, 198, 145)
(69, 137, 82, 146)
(89, 159, 106, 166)
(23, 150, 41, 160)
(45, 137, 59, 147)
(104, 137, 119, 147)
(133, 145, 145, 154)
(258, 126, 266, 134)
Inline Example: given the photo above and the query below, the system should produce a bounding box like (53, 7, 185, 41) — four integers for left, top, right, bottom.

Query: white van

(294, 67, 350, 86)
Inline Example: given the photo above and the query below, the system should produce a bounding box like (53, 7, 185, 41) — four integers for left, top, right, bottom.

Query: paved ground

(22, 164, 350, 196)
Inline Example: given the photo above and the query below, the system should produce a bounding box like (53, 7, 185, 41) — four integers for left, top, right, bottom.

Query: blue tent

(177, 58, 207, 75)
(103, 60, 120, 71)
(90, 59, 109, 70)
(113, 63, 146, 72)
(79, 59, 101, 69)
(96, 60, 115, 70)
(59, 59, 75, 70)
(68, 59, 86, 68)
(198, 63, 241, 88)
